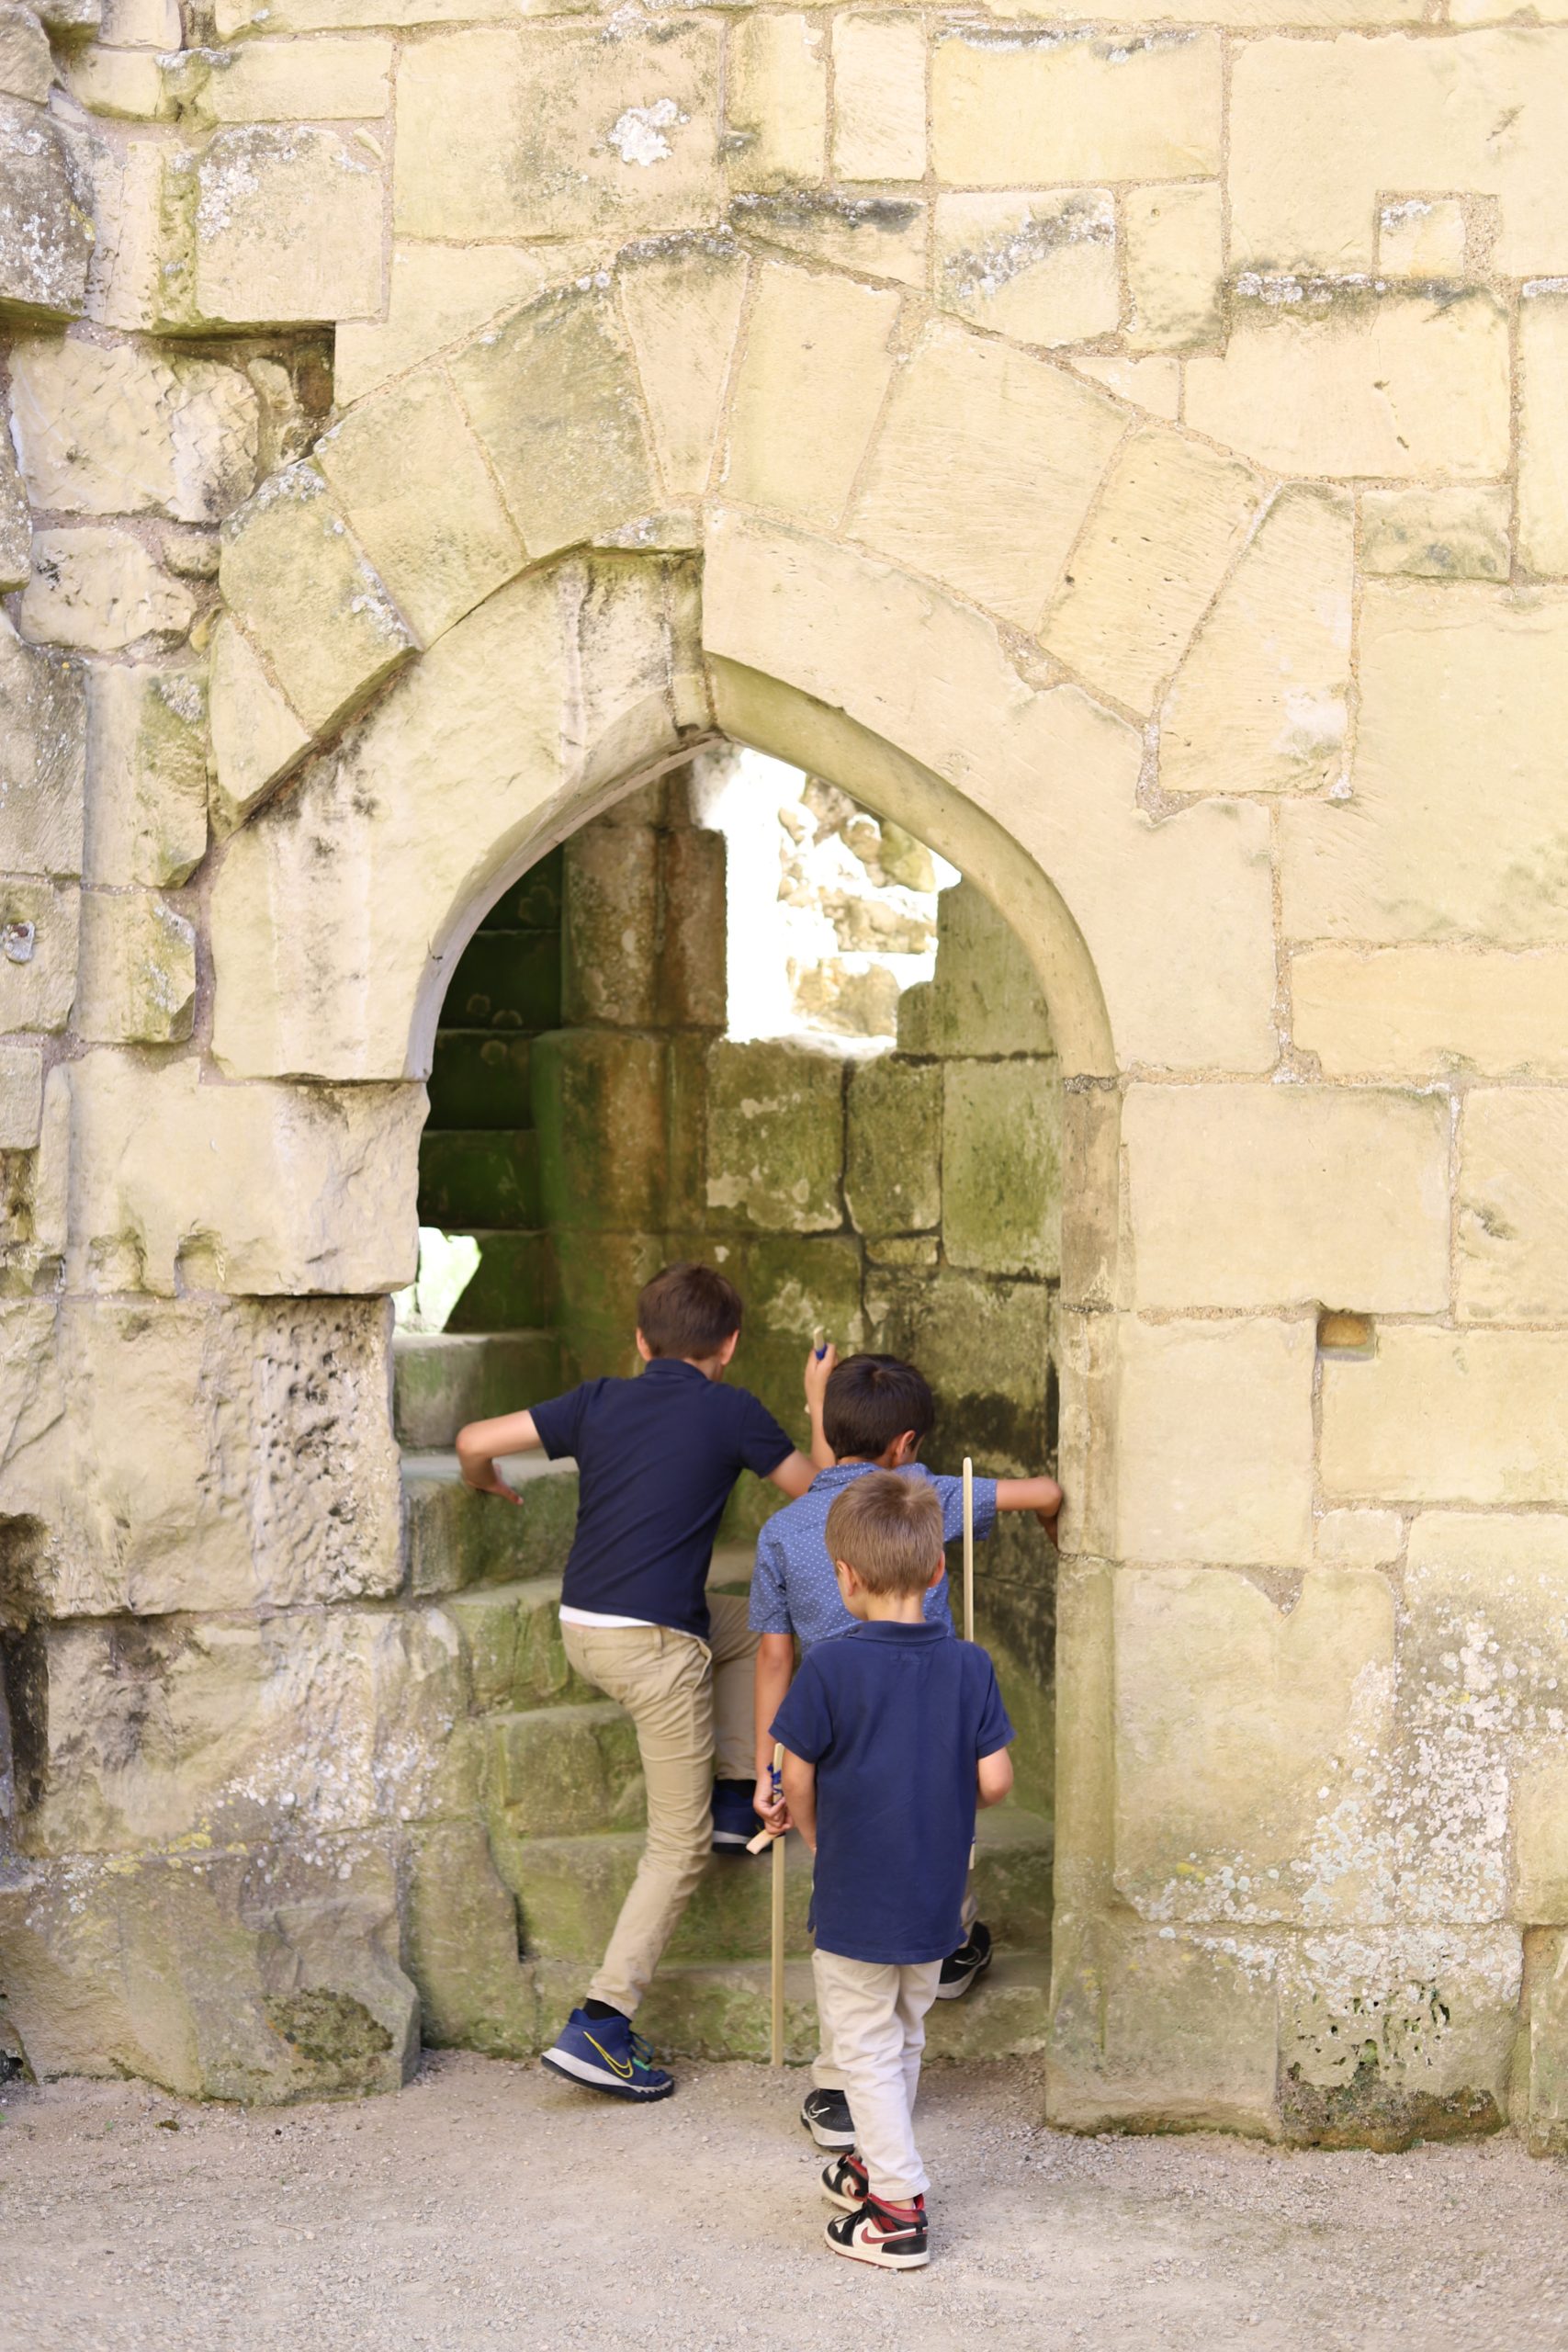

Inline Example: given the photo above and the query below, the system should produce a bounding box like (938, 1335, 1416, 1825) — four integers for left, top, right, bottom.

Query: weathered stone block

(336, 240, 566, 411)
(314, 367, 524, 650)
(392, 1331, 558, 1450)
(0, 6, 52, 102)
(206, 616, 310, 837)
(74, 888, 196, 1043)
(425, 1033, 531, 1130)
(845, 1056, 940, 1234)
(1043, 426, 1261, 712)
(657, 826, 727, 1031)
(0, 876, 77, 1031)
(1292, 947, 1568, 1081)
(22, 528, 194, 653)
(0, 96, 92, 321)
(1520, 291, 1568, 577)
(1070, 351, 1181, 420)
(852, 318, 1125, 631)
(1459, 1091, 1568, 1321)
(533, 1028, 668, 1233)
(0, 411, 31, 588)
(723, 263, 899, 532)
(1116, 1317, 1315, 1566)
(490, 1701, 643, 1838)
(83, 662, 206, 886)
(1124, 181, 1223, 351)
(727, 188, 927, 294)
(64, 43, 168, 117)
(1123, 1083, 1450, 1312)
(897, 880, 1053, 1060)
(942, 1058, 1060, 1279)
(220, 463, 414, 738)
(866, 1262, 1049, 1473)
(1160, 486, 1352, 796)
(619, 243, 747, 505)
(727, 14, 826, 190)
(933, 190, 1118, 348)
(417, 1128, 539, 1231)
(1315, 1508, 1403, 1566)
(403, 1823, 538, 2058)
(401, 1461, 579, 1600)
(183, 34, 391, 124)
(1378, 196, 1466, 277)
(1360, 485, 1510, 582)
(442, 1229, 553, 1335)
(0, 1040, 43, 1147)
(0, 614, 85, 876)
(1323, 1330, 1568, 1506)
(171, 125, 384, 328)
(705, 1037, 842, 1232)
(449, 285, 658, 560)
(562, 821, 659, 1028)
(832, 13, 925, 180)
(11, 336, 258, 520)
(931, 28, 1222, 184)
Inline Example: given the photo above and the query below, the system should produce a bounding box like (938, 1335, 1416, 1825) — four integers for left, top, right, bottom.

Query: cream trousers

(559, 1591, 755, 2018)
(811, 1946, 943, 2203)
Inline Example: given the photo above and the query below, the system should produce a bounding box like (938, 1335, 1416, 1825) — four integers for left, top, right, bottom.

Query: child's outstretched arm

(456, 1408, 542, 1503)
(761, 1343, 840, 1497)
(779, 1749, 818, 1851)
(753, 1634, 795, 1830)
(994, 1474, 1064, 1544)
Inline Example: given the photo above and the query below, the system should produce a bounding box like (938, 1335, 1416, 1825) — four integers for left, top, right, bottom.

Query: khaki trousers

(812, 1947, 942, 2203)
(559, 1592, 756, 2018)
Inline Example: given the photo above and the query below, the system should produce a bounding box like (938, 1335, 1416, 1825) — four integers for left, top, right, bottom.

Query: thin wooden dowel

(770, 1740, 786, 2067)
(963, 1455, 975, 1645)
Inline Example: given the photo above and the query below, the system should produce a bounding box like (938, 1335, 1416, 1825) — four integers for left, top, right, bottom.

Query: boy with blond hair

(773, 1470, 1015, 2269)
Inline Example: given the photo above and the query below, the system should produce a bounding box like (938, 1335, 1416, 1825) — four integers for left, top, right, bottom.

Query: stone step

(401, 1450, 579, 1598)
(419, 1128, 540, 1229)
(487, 1702, 643, 1838)
(427, 1035, 533, 1132)
(496, 1806, 1053, 1966)
(609, 1951, 1052, 2065)
(393, 1329, 560, 1449)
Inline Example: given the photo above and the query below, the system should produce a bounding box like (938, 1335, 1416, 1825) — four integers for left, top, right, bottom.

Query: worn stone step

(393, 1329, 560, 1449)
(487, 1702, 643, 1838)
(437, 1230, 555, 1334)
(427, 1035, 533, 1132)
(636, 1952, 1050, 2064)
(401, 1450, 578, 1598)
(706, 1541, 755, 1598)
(419, 1128, 540, 1229)
(497, 1807, 1053, 1966)
(445, 1577, 587, 1711)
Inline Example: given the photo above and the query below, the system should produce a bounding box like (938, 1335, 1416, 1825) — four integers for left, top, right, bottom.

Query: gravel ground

(2, 2051, 1563, 2352)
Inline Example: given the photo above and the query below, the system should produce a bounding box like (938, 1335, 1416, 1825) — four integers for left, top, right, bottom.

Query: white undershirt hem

(558, 1604, 659, 1631)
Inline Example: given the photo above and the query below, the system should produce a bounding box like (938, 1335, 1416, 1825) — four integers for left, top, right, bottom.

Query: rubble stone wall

(5, 0, 1568, 2143)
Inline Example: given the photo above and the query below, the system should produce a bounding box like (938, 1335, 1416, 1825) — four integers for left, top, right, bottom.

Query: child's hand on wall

(804, 1339, 837, 1413)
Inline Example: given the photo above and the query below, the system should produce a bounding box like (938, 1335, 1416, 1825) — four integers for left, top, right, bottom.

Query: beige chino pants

(812, 1947, 943, 2203)
(559, 1592, 756, 2018)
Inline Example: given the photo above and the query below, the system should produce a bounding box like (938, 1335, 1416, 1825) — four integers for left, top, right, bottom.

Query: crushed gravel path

(1, 2051, 1562, 2351)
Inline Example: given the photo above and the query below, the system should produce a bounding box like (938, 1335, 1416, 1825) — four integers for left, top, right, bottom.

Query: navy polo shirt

(771, 1621, 1013, 1965)
(530, 1361, 795, 1639)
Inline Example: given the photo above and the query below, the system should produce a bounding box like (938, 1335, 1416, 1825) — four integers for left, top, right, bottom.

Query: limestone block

(1185, 289, 1509, 481)
(1315, 1509, 1403, 1566)
(1520, 292, 1568, 577)
(0, 1041, 43, 1147)
(314, 368, 523, 650)
(73, 888, 194, 1042)
(100, 0, 175, 41)
(1043, 427, 1261, 713)
(10, 336, 257, 523)
(404, 1824, 538, 2058)
(392, 24, 721, 243)
(897, 878, 1054, 1059)
(1116, 1317, 1315, 1566)
(942, 1058, 1060, 1279)
(0, 1296, 403, 1616)
(0, 614, 85, 876)
(851, 319, 1126, 631)
(865, 1261, 1049, 1471)
(206, 616, 310, 837)
(1123, 1084, 1449, 1314)
(933, 190, 1119, 349)
(48, 1050, 423, 1295)
(1517, 1766, 1568, 1924)
(1282, 588, 1568, 947)
(81, 663, 204, 888)
(21, 528, 194, 653)
(705, 1037, 843, 1232)
(931, 28, 1221, 184)
(449, 285, 658, 560)
(1124, 182, 1222, 352)
(1360, 486, 1510, 583)
(832, 14, 925, 180)
(657, 823, 727, 1032)
(619, 243, 747, 502)
(722, 263, 899, 531)
(172, 125, 383, 329)
(1458, 1091, 1568, 1322)
(729, 1232, 868, 1375)
(64, 45, 167, 117)
(727, 15, 826, 190)
(0, 424, 28, 589)
(1070, 353, 1180, 421)
(184, 35, 391, 123)
(0, 6, 51, 100)
(728, 189, 926, 294)
(220, 463, 414, 737)
(217, 0, 507, 30)
(531, 1028, 667, 1233)
(1114, 1566, 1395, 1926)
(0, 1841, 418, 2101)
(0, 96, 93, 321)
(1322, 1330, 1568, 1506)
(561, 822, 658, 1027)
(844, 1057, 940, 1234)
(336, 242, 575, 411)
(1293, 947, 1568, 1080)
(1160, 487, 1352, 797)
(1378, 197, 1466, 278)
(0, 878, 77, 1031)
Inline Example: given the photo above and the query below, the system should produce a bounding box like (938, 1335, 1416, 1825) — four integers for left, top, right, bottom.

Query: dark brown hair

(825, 1470, 944, 1597)
(637, 1261, 744, 1360)
(822, 1354, 935, 1462)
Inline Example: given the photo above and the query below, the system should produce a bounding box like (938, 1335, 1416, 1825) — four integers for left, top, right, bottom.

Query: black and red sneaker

(824, 2194, 929, 2270)
(820, 2152, 868, 2211)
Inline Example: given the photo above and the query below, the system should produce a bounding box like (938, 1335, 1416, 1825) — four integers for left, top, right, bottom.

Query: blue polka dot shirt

(748, 1461, 998, 1653)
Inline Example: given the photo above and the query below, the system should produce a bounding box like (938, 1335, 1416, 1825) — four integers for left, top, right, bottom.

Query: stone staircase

(395, 1334, 1055, 2064)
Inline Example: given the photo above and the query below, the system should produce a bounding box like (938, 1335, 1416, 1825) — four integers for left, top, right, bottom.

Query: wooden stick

(769, 1741, 786, 2066)
(963, 1455, 975, 1644)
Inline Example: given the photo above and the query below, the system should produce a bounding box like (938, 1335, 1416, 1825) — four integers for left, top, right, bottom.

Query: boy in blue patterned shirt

(749, 1350, 1061, 2152)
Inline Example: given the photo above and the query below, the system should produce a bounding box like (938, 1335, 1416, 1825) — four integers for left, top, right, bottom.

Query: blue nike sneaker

(712, 1778, 762, 1854)
(540, 2009, 675, 2101)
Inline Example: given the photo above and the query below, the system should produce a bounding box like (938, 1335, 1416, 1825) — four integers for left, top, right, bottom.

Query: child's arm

(780, 1748, 818, 1850)
(977, 1747, 1013, 1808)
(456, 1408, 543, 1503)
(753, 1634, 795, 1829)
(995, 1474, 1064, 1544)
(805, 1340, 837, 1471)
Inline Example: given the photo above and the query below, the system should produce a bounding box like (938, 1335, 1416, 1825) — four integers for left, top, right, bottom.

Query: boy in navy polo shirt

(456, 1261, 829, 2103)
(750, 1351, 1060, 2150)
(773, 1471, 1014, 2270)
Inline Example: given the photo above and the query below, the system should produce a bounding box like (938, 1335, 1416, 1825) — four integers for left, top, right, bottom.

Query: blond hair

(824, 1471, 944, 1597)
